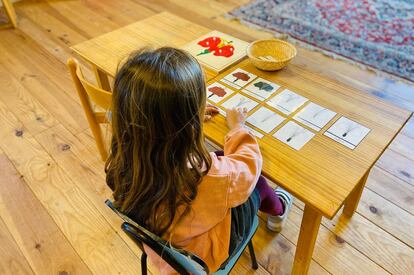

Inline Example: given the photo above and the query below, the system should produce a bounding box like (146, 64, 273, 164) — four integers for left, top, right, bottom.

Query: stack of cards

(273, 121, 315, 150)
(220, 68, 257, 89)
(324, 117, 371, 149)
(206, 82, 234, 103)
(243, 78, 281, 100)
(246, 107, 285, 133)
(219, 93, 259, 116)
(267, 89, 308, 115)
(294, 102, 336, 131)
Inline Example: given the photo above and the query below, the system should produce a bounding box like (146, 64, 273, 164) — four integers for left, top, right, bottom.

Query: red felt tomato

(197, 36, 221, 51)
(213, 45, 234, 57)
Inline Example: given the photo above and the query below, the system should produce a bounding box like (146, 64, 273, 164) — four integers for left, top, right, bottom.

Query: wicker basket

(247, 39, 297, 71)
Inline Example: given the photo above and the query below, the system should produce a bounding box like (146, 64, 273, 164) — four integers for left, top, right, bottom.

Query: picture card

(267, 89, 308, 115)
(324, 117, 371, 149)
(181, 30, 249, 73)
(206, 82, 234, 103)
(220, 93, 259, 114)
(294, 102, 337, 131)
(246, 107, 285, 133)
(243, 78, 281, 100)
(273, 121, 315, 150)
(220, 68, 257, 89)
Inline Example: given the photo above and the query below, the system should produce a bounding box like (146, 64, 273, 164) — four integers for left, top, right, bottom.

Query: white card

(220, 93, 259, 113)
(324, 117, 371, 149)
(294, 102, 336, 131)
(246, 107, 285, 133)
(273, 121, 315, 150)
(220, 68, 257, 89)
(245, 125, 264, 139)
(243, 78, 281, 100)
(267, 89, 308, 115)
(206, 82, 234, 103)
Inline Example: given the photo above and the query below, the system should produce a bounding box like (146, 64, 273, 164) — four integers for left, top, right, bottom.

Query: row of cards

(207, 68, 371, 150)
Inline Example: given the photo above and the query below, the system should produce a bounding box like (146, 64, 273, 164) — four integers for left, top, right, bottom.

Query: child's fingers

(206, 106, 219, 115)
(207, 103, 219, 110)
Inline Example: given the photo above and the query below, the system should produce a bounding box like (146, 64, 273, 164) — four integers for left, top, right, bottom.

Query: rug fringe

(225, 14, 413, 85)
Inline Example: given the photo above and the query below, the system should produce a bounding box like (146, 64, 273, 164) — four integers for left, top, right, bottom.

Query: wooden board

(71, 12, 218, 81)
(0, 64, 58, 135)
(0, 153, 92, 275)
(366, 167, 414, 215)
(0, 215, 34, 275)
(204, 59, 412, 218)
(1, 1, 414, 274)
(376, 149, 414, 186)
(322, 212, 414, 274)
(0, 100, 143, 275)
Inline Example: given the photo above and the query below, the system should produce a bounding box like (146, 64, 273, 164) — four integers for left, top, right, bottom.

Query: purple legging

(214, 151, 283, 216)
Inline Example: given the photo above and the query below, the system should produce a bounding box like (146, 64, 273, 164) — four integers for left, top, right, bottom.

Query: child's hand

(226, 107, 247, 130)
(204, 103, 219, 122)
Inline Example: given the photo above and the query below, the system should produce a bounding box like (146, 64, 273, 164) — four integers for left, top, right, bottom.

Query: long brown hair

(105, 47, 212, 236)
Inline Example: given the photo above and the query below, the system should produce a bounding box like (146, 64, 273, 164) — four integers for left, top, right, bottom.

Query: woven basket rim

(247, 39, 297, 63)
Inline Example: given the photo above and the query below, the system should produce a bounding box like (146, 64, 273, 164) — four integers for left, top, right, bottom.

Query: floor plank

(0, 64, 58, 135)
(376, 149, 414, 186)
(323, 213, 414, 274)
(0, 152, 92, 275)
(0, 0, 413, 274)
(357, 188, 414, 248)
(366, 167, 414, 215)
(280, 207, 388, 275)
(0, 215, 34, 275)
(0, 100, 143, 275)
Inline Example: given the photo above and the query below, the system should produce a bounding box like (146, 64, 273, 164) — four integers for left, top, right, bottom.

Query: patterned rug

(228, 0, 414, 82)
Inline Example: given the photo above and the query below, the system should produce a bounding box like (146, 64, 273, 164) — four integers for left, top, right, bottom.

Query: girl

(105, 47, 293, 274)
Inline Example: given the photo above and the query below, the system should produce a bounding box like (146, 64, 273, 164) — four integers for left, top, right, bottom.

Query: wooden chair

(0, 0, 17, 28)
(105, 199, 259, 275)
(67, 58, 112, 161)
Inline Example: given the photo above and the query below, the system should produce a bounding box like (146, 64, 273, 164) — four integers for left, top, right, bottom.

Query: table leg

(292, 204, 322, 275)
(342, 170, 370, 217)
(1, 0, 17, 28)
(93, 66, 111, 91)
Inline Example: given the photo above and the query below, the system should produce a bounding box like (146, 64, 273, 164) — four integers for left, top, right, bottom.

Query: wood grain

(366, 167, 414, 215)
(205, 58, 411, 218)
(0, 100, 143, 274)
(0, 215, 34, 275)
(1, 0, 17, 28)
(376, 149, 414, 186)
(358, 188, 414, 248)
(0, 33, 88, 135)
(282, 206, 387, 274)
(0, 64, 58, 135)
(0, 153, 92, 275)
(1, 1, 413, 274)
(71, 12, 217, 81)
(323, 213, 414, 274)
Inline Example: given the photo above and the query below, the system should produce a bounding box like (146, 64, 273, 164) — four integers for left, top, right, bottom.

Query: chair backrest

(67, 58, 112, 160)
(105, 200, 209, 275)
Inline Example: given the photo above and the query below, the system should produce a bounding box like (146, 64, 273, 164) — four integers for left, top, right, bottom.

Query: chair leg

(247, 240, 259, 270)
(141, 252, 148, 275)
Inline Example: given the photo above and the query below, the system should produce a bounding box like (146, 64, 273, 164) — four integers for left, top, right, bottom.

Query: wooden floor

(0, 1, 413, 274)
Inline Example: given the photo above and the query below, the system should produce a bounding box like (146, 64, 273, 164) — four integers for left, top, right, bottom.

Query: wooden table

(71, 12, 412, 274)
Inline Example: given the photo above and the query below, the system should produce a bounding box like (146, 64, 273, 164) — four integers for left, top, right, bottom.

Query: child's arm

(222, 108, 263, 208)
